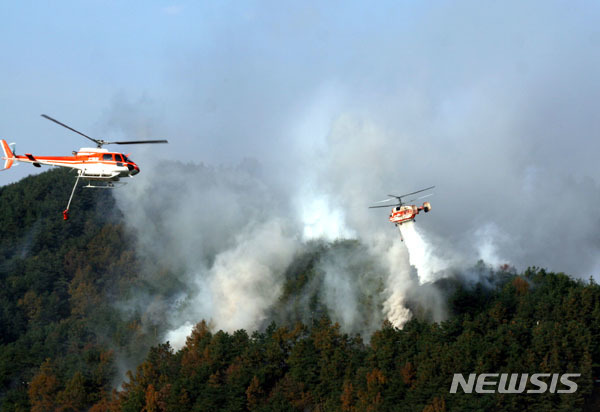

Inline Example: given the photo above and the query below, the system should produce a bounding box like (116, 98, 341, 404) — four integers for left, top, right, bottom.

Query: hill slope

(0, 169, 599, 411)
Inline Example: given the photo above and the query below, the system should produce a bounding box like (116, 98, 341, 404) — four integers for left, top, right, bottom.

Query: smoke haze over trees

(1, 169, 600, 411)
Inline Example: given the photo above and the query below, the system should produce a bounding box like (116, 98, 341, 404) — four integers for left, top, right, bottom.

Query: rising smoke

(111, 103, 599, 350)
(101, 2, 600, 350)
(111, 114, 468, 349)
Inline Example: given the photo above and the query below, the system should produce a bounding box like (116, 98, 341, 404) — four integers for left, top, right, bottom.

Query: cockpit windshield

(122, 154, 130, 162)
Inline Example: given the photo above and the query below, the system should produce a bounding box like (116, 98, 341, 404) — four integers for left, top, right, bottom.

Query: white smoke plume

(109, 108, 505, 349)
(164, 219, 299, 348)
(105, 92, 448, 349)
(114, 160, 303, 349)
(314, 240, 387, 338)
(381, 236, 415, 328)
(208, 219, 298, 331)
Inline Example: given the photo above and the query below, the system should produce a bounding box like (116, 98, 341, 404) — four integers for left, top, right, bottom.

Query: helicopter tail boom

(0, 140, 15, 170)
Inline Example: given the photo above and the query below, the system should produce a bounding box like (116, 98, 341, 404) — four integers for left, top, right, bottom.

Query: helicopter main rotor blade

(107, 140, 169, 145)
(389, 186, 435, 200)
(404, 193, 434, 203)
(369, 204, 400, 209)
(41, 114, 101, 146)
(373, 198, 396, 203)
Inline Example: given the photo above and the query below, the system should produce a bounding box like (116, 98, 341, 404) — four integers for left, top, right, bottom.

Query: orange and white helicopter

(1, 114, 168, 220)
(369, 186, 434, 228)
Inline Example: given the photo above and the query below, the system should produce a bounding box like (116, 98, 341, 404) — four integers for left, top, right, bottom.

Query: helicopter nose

(128, 163, 140, 175)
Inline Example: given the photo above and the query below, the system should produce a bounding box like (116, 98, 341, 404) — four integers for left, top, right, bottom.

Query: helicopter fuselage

(389, 202, 431, 226)
(11, 147, 139, 181)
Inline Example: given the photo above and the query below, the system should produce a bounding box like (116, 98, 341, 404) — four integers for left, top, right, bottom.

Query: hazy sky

(1, 1, 599, 276)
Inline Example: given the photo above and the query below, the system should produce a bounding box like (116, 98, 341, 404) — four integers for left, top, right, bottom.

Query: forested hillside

(0, 168, 154, 410)
(1, 169, 599, 411)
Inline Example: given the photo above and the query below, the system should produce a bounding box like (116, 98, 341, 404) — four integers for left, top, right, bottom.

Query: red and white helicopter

(1, 114, 168, 220)
(369, 186, 434, 228)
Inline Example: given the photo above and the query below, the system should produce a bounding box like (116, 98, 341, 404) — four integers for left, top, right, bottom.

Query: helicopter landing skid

(83, 181, 126, 189)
